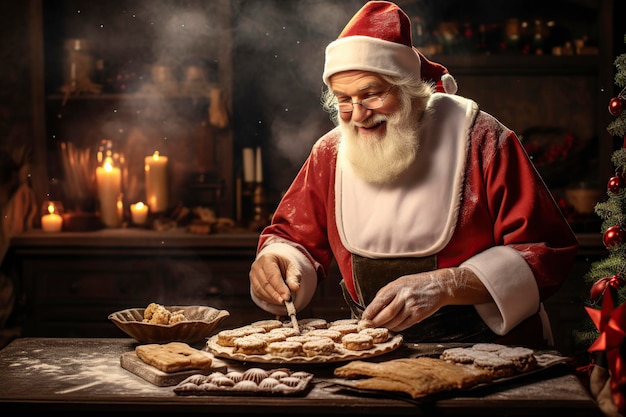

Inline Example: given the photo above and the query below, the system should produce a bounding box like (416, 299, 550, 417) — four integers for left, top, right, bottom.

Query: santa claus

(248, 1, 578, 347)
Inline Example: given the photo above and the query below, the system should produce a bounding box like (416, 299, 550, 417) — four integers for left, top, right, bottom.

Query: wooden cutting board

(120, 351, 228, 387)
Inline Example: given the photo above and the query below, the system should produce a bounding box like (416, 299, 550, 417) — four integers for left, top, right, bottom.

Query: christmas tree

(579, 46, 626, 416)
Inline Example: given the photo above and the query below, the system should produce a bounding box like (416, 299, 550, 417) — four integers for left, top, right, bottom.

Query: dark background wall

(1, 0, 625, 209)
(0, 2, 36, 157)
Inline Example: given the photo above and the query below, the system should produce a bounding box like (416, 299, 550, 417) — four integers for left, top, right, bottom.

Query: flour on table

(9, 348, 162, 395)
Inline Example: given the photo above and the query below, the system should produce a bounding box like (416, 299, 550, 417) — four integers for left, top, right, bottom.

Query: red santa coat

(253, 93, 578, 342)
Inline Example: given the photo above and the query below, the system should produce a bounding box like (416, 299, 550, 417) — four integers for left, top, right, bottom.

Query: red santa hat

(322, 1, 457, 94)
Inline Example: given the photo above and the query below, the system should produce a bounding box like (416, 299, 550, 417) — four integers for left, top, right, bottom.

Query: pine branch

(615, 54, 626, 87)
(611, 146, 626, 168)
(608, 118, 626, 137)
(608, 54, 626, 137)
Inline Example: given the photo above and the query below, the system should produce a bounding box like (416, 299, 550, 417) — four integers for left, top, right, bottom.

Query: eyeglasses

(335, 85, 395, 113)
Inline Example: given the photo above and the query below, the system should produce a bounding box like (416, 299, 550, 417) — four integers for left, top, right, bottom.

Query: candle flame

(103, 157, 113, 172)
(135, 202, 145, 210)
(152, 151, 160, 160)
(47, 203, 56, 214)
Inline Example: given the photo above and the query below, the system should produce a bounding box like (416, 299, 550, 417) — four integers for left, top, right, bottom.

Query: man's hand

(361, 267, 491, 331)
(249, 253, 302, 305)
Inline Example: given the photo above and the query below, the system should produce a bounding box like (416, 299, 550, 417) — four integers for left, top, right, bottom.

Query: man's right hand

(249, 253, 302, 306)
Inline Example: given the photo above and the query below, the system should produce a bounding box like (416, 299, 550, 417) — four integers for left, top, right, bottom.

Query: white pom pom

(441, 73, 458, 94)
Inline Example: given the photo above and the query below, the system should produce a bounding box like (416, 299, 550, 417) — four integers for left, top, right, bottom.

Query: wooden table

(0, 338, 601, 416)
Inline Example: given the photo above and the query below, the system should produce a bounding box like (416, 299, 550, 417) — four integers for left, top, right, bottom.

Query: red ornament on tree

(609, 96, 624, 117)
(608, 175, 625, 193)
(603, 225, 626, 248)
(590, 274, 626, 301)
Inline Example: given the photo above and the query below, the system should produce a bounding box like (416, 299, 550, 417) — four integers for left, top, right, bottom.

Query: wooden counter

(0, 338, 601, 416)
(3, 229, 351, 339)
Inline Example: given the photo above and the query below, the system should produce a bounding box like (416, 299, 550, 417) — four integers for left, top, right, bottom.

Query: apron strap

(340, 279, 364, 319)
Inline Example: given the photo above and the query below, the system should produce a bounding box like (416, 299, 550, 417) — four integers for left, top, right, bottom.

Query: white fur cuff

(250, 242, 318, 315)
(461, 246, 539, 335)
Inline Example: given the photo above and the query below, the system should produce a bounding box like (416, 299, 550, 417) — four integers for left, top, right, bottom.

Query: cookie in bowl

(108, 304, 230, 344)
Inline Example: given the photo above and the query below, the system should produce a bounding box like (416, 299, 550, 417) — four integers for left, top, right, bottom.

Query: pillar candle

(255, 146, 263, 183)
(130, 202, 149, 225)
(243, 147, 254, 183)
(144, 151, 169, 213)
(96, 159, 122, 228)
(41, 203, 63, 232)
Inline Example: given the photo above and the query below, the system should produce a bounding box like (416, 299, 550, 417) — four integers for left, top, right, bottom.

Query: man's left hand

(361, 267, 490, 331)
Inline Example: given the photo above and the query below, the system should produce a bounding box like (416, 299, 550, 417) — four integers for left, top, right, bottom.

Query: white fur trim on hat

(441, 73, 458, 95)
(323, 35, 421, 86)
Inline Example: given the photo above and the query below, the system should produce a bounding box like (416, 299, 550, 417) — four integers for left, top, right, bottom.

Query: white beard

(338, 103, 421, 184)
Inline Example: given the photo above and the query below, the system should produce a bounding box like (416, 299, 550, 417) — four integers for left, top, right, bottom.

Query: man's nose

(350, 103, 372, 122)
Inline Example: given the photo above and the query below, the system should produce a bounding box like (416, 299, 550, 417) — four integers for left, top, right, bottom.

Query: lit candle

(145, 151, 169, 213)
(41, 203, 63, 232)
(130, 202, 149, 225)
(243, 147, 254, 183)
(255, 146, 263, 183)
(117, 196, 124, 223)
(96, 158, 122, 228)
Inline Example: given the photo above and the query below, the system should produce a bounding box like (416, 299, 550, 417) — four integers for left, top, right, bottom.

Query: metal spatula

(284, 299, 300, 334)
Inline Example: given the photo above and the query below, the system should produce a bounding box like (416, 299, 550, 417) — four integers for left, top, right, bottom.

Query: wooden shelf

(9, 228, 259, 252)
(46, 93, 214, 101)
(34, 0, 235, 220)
(432, 54, 600, 76)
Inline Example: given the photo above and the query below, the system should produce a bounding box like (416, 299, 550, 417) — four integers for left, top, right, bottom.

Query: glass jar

(63, 38, 95, 92)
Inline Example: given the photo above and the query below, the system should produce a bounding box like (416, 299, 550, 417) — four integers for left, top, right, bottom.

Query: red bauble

(608, 175, 625, 193)
(590, 275, 626, 301)
(609, 96, 624, 117)
(603, 225, 626, 248)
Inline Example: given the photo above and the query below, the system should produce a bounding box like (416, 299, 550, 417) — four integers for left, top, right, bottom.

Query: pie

(334, 357, 493, 399)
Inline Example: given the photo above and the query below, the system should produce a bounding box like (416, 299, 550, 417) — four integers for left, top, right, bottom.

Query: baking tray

(206, 334, 403, 364)
(326, 352, 572, 402)
(173, 368, 314, 396)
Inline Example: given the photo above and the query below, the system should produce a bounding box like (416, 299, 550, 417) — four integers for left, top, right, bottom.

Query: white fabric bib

(335, 93, 478, 258)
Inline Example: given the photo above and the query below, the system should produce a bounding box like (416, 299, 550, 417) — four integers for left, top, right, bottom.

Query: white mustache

(353, 115, 388, 129)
